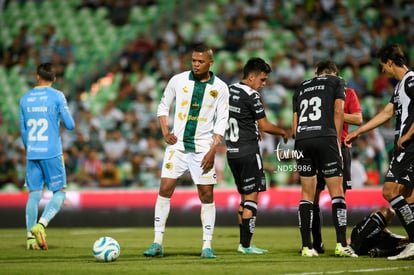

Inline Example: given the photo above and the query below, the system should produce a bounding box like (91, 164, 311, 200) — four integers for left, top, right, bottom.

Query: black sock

(299, 200, 313, 248)
(239, 224, 242, 245)
(332, 196, 347, 246)
(351, 211, 386, 251)
(241, 218, 253, 248)
(240, 201, 257, 247)
(389, 195, 414, 242)
(240, 201, 257, 248)
(238, 204, 243, 244)
(312, 204, 322, 246)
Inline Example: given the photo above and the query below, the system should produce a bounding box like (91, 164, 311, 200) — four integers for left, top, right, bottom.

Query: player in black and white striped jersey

(346, 44, 414, 260)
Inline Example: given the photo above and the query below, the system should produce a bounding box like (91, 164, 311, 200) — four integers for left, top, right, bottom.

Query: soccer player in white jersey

(346, 44, 414, 260)
(19, 63, 75, 250)
(143, 43, 229, 258)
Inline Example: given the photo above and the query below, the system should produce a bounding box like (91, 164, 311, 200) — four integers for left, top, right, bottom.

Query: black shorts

(385, 151, 414, 188)
(317, 143, 351, 190)
(295, 136, 343, 178)
(227, 152, 266, 195)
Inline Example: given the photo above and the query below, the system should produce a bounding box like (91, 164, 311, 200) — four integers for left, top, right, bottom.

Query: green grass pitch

(1, 227, 413, 275)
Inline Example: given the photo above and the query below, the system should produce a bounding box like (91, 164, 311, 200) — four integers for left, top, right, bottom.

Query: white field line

(283, 266, 413, 275)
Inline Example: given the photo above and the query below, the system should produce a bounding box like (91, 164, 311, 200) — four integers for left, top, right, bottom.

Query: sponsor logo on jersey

(244, 177, 255, 183)
(27, 146, 48, 152)
(229, 106, 241, 113)
(227, 148, 239, 153)
(178, 112, 187, 120)
(210, 90, 218, 98)
(188, 115, 207, 122)
(165, 162, 173, 170)
(231, 95, 240, 102)
(253, 100, 262, 107)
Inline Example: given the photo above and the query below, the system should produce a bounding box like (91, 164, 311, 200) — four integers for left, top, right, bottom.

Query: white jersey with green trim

(157, 70, 229, 153)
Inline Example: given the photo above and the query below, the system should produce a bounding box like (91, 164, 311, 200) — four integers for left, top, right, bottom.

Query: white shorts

(160, 146, 217, 185)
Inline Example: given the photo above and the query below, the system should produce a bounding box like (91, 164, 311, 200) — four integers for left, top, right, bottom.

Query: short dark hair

(37, 63, 56, 81)
(193, 42, 210, 52)
(315, 60, 339, 75)
(192, 42, 213, 60)
(242, 57, 271, 79)
(377, 44, 407, 67)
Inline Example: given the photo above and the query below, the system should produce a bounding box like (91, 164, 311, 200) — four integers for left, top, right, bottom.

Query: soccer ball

(92, 236, 120, 262)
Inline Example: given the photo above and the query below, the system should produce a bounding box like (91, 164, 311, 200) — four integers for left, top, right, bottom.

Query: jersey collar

(189, 71, 215, 84)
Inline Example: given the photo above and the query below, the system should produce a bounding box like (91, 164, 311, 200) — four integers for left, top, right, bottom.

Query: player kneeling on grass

(348, 206, 410, 257)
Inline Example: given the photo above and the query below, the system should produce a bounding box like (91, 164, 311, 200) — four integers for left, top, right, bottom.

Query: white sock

(154, 195, 170, 245)
(39, 218, 48, 227)
(201, 202, 216, 249)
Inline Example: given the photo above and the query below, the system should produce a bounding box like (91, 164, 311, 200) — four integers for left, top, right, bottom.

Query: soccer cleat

(30, 223, 48, 250)
(387, 243, 414, 260)
(301, 247, 319, 257)
(27, 238, 40, 250)
(313, 242, 325, 254)
(335, 243, 358, 257)
(251, 244, 268, 253)
(237, 244, 268, 254)
(200, 248, 216, 258)
(143, 242, 164, 257)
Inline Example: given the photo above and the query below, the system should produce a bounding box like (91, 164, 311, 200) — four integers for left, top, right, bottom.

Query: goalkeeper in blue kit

(19, 63, 75, 250)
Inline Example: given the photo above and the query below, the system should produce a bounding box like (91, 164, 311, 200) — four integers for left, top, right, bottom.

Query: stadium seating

(0, 0, 179, 134)
(360, 65, 379, 93)
(0, 0, 411, 189)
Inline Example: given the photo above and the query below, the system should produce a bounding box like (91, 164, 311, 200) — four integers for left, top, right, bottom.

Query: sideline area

(0, 187, 387, 211)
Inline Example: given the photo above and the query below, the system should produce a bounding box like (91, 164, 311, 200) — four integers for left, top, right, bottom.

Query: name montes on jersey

(301, 85, 325, 95)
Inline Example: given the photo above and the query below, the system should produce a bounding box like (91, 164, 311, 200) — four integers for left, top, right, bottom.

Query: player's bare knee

(382, 183, 400, 201)
(159, 179, 176, 198)
(197, 188, 214, 203)
(379, 207, 395, 223)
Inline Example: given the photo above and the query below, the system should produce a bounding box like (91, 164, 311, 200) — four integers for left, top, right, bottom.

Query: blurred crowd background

(1, 0, 413, 191)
